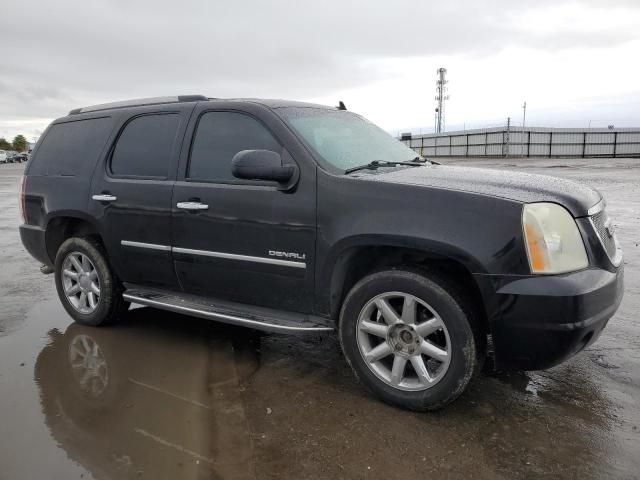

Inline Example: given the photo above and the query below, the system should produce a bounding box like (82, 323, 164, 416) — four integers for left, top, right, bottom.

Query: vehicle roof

(235, 98, 334, 110)
(65, 96, 336, 117)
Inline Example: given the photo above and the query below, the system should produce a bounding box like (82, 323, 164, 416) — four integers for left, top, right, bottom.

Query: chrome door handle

(92, 194, 117, 202)
(176, 201, 209, 211)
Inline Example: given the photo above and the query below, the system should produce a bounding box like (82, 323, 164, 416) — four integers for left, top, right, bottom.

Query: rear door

(171, 104, 317, 313)
(89, 104, 194, 288)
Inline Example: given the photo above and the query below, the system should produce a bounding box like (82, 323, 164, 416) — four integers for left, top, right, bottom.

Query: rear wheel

(54, 237, 129, 326)
(339, 268, 483, 411)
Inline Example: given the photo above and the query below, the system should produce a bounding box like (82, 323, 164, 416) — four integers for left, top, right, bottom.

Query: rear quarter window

(28, 117, 113, 176)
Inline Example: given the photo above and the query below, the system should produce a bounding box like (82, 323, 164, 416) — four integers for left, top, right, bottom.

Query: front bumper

(476, 266, 624, 371)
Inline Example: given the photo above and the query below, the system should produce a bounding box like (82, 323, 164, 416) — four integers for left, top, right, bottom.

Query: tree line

(0, 135, 28, 152)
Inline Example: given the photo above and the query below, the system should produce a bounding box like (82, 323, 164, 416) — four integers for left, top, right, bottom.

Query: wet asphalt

(0, 158, 638, 480)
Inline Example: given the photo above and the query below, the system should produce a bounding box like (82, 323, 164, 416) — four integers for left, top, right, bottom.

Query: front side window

(188, 111, 280, 182)
(277, 107, 418, 171)
(110, 114, 180, 178)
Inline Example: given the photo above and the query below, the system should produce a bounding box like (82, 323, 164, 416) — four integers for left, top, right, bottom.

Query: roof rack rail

(69, 95, 208, 115)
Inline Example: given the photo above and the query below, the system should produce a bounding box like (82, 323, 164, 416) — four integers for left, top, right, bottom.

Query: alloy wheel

(61, 252, 101, 314)
(356, 291, 451, 391)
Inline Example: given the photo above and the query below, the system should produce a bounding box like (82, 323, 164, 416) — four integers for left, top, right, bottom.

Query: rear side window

(110, 114, 180, 178)
(188, 111, 280, 182)
(28, 117, 113, 176)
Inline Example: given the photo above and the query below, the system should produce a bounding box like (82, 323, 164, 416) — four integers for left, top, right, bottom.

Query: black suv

(19, 96, 624, 410)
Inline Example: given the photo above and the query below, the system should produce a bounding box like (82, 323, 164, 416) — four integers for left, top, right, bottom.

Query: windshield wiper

(344, 160, 424, 174)
(411, 155, 440, 165)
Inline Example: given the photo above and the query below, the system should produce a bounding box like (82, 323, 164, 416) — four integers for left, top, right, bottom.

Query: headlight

(522, 203, 588, 274)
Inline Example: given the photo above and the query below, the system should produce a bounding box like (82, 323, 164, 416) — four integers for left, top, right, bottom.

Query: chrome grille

(590, 210, 620, 264)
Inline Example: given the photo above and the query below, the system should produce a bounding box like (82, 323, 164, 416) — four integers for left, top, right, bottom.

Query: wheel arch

(320, 236, 489, 332)
(45, 212, 103, 263)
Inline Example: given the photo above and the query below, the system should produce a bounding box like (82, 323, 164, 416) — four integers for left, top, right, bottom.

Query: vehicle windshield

(277, 107, 420, 172)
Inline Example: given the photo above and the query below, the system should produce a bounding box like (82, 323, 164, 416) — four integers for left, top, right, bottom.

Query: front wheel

(54, 237, 129, 326)
(339, 268, 483, 411)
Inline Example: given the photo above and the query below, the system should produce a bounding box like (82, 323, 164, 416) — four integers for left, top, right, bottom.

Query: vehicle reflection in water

(29, 302, 626, 479)
(34, 307, 261, 480)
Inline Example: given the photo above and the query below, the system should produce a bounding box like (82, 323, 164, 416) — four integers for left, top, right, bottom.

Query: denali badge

(269, 250, 306, 260)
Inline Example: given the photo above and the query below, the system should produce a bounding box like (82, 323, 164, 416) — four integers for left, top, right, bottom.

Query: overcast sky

(1, 0, 639, 141)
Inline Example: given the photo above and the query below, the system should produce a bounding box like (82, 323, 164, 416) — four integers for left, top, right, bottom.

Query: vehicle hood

(362, 164, 601, 217)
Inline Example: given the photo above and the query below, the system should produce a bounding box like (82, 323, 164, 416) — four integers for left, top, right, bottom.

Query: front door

(89, 105, 193, 289)
(171, 108, 316, 313)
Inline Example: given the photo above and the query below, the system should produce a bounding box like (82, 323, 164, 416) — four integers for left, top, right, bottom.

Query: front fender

(315, 170, 529, 317)
(323, 233, 487, 281)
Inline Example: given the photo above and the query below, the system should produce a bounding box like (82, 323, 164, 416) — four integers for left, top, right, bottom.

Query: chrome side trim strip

(121, 241, 306, 268)
(172, 246, 306, 269)
(122, 294, 332, 332)
(121, 240, 171, 252)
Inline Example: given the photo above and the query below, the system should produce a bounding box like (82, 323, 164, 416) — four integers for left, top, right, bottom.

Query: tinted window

(110, 114, 180, 178)
(188, 112, 280, 182)
(29, 117, 113, 176)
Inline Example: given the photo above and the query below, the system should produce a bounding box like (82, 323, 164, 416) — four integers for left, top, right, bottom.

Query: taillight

(19, 175, 27, 224)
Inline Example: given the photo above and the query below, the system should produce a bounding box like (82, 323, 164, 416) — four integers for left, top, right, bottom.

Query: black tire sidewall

(339, 269, 477, 411)
(54, 237, 122, 326)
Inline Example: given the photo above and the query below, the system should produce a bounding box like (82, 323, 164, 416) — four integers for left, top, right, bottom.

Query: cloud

(1, 0, 639, 137)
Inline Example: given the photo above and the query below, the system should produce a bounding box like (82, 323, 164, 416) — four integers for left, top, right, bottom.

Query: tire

(54, 237, 129, 326)
(339, 268, 484, 411)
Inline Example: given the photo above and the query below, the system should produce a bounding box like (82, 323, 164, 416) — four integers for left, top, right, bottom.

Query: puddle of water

(0, 300, 260, 480)
(1, 299, 638, 479)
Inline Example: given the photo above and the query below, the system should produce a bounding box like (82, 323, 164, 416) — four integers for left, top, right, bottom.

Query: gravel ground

(0, 158, 638, 480)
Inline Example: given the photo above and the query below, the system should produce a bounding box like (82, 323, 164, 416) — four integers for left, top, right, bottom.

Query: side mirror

(231, 150, 296, 184)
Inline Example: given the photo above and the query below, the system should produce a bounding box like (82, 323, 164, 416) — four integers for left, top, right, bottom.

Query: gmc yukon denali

(19, 96, 624, 410)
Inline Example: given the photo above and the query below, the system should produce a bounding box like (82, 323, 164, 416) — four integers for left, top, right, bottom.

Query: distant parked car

(6, 151, 19, 162)
(0, 150, 7, 163)
(14, 153, 29, 163)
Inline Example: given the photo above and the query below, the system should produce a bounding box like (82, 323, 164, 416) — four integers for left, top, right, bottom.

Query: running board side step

(122, 285, 334, 334)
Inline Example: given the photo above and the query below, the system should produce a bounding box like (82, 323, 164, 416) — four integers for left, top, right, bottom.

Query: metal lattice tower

(435, 68, 449, 133)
